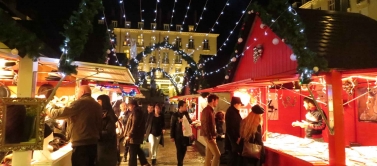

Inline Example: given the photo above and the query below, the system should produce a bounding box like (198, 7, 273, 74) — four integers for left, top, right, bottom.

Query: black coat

(170, 111, 192, 146)
(145, 113, 165, 147)
(225, 105, 242, 152)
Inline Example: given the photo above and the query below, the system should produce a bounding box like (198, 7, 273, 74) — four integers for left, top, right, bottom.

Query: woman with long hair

(97, 95, 118, 166)
(239, 105, 265, 166)
(145, 103, 165, 165)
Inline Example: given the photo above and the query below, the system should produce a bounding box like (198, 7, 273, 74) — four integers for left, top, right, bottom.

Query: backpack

(115, 119, 125, 138)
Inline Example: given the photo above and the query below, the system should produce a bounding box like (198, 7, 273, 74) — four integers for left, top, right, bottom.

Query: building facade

(299, 0, 377, 20)
(112, 21, 219, 96)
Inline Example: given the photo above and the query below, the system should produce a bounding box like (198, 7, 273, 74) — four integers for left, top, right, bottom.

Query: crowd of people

(44, 85, 325, 166)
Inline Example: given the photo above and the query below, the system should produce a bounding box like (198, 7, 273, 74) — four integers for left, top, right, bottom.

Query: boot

(152, 159, 156, 165)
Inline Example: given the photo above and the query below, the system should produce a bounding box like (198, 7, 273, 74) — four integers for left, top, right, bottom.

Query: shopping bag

(182, 116, 193, 137)
(141, 142, 149, 157)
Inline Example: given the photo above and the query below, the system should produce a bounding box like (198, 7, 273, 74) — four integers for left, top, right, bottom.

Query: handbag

(241, 135, 262, 159)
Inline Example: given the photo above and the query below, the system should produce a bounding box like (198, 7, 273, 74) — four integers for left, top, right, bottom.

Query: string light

(154, 0, 159, 24)
(202, 0, 252, 65)
(102, 10, 121, 66)
(207, 0, 230, 34)
(169, 0, 178, 31)
(140, 0, 144, 25)
(181, 0, 192, 32)
(119, 0, 126, 19)
(194, 0, 209, 32)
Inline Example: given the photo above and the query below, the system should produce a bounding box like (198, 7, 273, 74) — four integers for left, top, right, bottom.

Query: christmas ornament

(106, 49, 111, 54)
(290, 54, 297, 61)
(231, 57, 237, 62)
(343, 79, 355, 95)
(11, 48, 18, 55)
(235, 50, 238, 53)
(282, 39, 285, 43)
(313, 66, 319, 72)
(272, 38, 279, 45)
(260, 24, 266, 29)
(253, 44, 263, 63)
(238, 38, 243, 43)
(225, 75, 229, 79)
(195, 77, 198, 80)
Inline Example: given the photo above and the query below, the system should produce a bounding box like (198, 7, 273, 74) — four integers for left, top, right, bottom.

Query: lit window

(188, 25, 194, 32)
(175, 53, 182, 64)
(188, 38, 194, 49)
(175, 67, 181, 73)
(137, 34, 144, 46)
(176, 25, 182, 31)
(149, 56, 156, 63)
(151, 36, 156, 45)
(138, 22, 144, 29)
(125, 21, 131, 28)
(176, 37, 182, 48)
(123, 32, 131, 46)
(328, 0, 335, 10)
(151, 23, 157, 30)
(203, 39, 210, 50)
(163, 24, 170, 31)
(124, 50, 130, 59)
(162, 52, 169, 64)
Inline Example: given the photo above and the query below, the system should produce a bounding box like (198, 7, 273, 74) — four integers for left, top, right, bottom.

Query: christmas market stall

(199, 4, 377, 166)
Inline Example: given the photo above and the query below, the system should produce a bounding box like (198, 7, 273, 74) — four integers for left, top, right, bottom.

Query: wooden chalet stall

(199, 9, 377, 166)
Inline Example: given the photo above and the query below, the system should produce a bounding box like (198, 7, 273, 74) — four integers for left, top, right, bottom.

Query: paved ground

(119, 130, 205, 166)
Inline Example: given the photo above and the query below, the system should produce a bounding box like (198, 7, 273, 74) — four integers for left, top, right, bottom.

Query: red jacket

(200, 105, 217, 140)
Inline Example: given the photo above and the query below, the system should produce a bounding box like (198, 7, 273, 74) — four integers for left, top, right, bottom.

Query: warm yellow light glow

(233, 91, 251, 105)
(125, 97, 129, 104)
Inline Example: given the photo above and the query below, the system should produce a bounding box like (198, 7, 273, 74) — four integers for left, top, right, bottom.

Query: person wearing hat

(239, 104, 265, 166)
(292, 97, 327, 142)
(224, 97, 244, 166)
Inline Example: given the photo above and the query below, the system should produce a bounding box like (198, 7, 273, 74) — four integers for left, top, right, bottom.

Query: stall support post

(14, 56, 38, 166)
(326, 70, 346, 166)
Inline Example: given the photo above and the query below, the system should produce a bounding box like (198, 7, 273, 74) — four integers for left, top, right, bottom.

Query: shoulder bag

(241, 135, 262, 159)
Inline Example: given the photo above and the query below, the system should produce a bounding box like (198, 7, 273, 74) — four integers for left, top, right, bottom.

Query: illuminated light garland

(180, 0, 192, 32)
(154, 0, 159, 24)
(169, 0, 178, 30)
(59, 0, 103, 75)
(119, 0, 126, 19)
(194, 0, 209, 32)
(96, 84, 137, 97)
(207, 0, 231, 34)
(101, 11, 121, 66)
(202, 0, 253, 65)
(140, 0, 144, 24)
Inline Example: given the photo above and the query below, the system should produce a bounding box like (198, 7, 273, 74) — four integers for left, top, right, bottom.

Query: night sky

(15, 0, 252, 87)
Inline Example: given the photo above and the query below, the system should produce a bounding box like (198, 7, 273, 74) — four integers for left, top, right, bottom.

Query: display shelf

(265, 132, 377, 166)
(31, 143, 72, 166)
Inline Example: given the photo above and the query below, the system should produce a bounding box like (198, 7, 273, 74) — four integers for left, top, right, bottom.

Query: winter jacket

(124, 106, 146, 144)
(225, 105, 242, 152)
(48, 94, 102, 147)
(170, 111, 192, 146)
(200, 105, 217, 140)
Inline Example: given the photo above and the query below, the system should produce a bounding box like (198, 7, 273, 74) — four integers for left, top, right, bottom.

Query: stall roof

(298, 9, 377, 70)
(38, 57, 135, 85)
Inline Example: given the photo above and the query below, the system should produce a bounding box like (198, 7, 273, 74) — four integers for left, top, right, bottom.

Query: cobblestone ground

(119, 130, 205, 166)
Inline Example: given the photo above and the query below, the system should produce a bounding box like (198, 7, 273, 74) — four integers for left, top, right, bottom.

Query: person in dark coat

(124, 100, 151, 166)
(119, 102, 132, 162)
(225, 97, 244, 166)
(170, 100, 192, 166)
(97, 95, 118, 166)
(239, 105, 265, 166)
(145, 103, 165, 165)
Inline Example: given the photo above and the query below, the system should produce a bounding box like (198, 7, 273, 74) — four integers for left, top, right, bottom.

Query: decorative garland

(59, 0, 103, 75)
(97, 84, 137, 97)
(253, 44, 263, 63)
(139, 67, 180, 95)
(128, 41, 205, 94)
(0, 9, 44, 59)
(224, 1, 328, 84)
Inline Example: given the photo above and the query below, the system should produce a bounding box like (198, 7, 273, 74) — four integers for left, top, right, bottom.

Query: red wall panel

(233, 17, 297, 82)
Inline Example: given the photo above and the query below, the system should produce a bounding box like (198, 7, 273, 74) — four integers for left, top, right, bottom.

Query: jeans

(71, 144, 97, 166)
(128, 144, 149, 166)
(148, 134, 161, 159)
(204, 139, 221, 166)
(175, 140, 188, 166)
